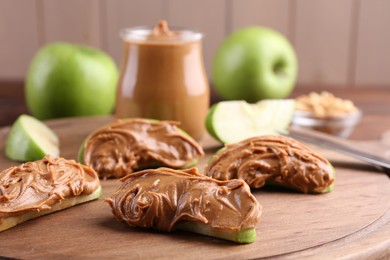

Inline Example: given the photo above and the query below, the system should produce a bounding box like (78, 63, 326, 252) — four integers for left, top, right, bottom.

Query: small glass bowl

(291, 109, 362, 138)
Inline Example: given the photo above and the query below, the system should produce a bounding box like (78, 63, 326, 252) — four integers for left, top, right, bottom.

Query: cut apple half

(206, 99, 295, 144)
(5, 114, 60, 162)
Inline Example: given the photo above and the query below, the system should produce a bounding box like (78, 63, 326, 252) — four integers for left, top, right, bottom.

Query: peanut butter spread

(106, 167, 261, 232)
(205, 136, 334, 193)
(149, 20, 180, 40)
(0, 156, 100, 218)
(83, 118, 204, 179)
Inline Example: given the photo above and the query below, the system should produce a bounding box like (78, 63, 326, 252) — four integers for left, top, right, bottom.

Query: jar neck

(120, 21, 202, 43)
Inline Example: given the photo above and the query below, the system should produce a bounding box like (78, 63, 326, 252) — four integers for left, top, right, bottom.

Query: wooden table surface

(0, 116, 389, 259)
(0, 83, 390, 259)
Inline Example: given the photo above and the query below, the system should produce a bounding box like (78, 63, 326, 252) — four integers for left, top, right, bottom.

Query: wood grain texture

(0, 0, 40, 80)
(39, 0, 102, 48)
(294, 0, 354, 86)
(354, 0, 390, 87)
(167, 0, 226, 78)
(105, 0, 165, 65)
(0, 116, 389, 259)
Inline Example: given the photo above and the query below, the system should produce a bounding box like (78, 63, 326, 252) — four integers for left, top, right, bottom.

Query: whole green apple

(212, 27, 298, 102)
(25, 42, 118, 119)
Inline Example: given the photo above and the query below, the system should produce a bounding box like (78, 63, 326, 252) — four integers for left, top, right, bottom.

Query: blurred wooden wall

(1, 0, 389, 88)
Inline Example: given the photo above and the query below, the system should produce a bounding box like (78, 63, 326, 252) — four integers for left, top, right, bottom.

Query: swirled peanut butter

(0, 156, 100, 218)
(106, 167, 261, 233)
(205, 136, 335, 193)
(82, 118, 204, 179)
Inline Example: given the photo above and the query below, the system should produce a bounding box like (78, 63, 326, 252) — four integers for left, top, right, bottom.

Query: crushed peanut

(295, 91, 358, 117)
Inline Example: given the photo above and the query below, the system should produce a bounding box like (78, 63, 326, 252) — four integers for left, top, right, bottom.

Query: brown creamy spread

(0, 156, 100, 218)
(106, 167, 261, 232)
(116, 21, 209, 140)
(205, 136, 334, 193)
(83, 118, 204, 179)
(149, 20, 180, 40)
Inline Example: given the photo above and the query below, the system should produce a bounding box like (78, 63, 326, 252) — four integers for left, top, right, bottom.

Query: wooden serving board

(0, 116, 389, 259)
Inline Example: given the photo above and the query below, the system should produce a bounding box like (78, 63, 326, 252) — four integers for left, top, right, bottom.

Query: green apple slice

(176, 221, 256, 244)
(206, 99, 295, 144)
(5, 114, 60, 162)
(0, 185, 102, 232)
(78, 118, 204, 178)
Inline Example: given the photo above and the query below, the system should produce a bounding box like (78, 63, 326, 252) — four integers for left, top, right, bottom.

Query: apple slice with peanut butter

(79, 118, 204, 179)
(205, 135, 335, 194)
(0, 156, 101, 232)
(106, 167, 261, 243)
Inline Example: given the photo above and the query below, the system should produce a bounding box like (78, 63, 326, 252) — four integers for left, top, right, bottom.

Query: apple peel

(5, 114, 60, 162)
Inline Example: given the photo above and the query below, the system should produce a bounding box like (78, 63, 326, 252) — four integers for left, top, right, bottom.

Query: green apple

(5, 114, 59, 162)
(205, 99, 295, 144)
(212, 27, 298, 102)
(25, 42, 118, 119)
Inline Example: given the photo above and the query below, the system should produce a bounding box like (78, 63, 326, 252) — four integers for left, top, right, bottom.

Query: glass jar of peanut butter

(116, 20, 210, 140)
